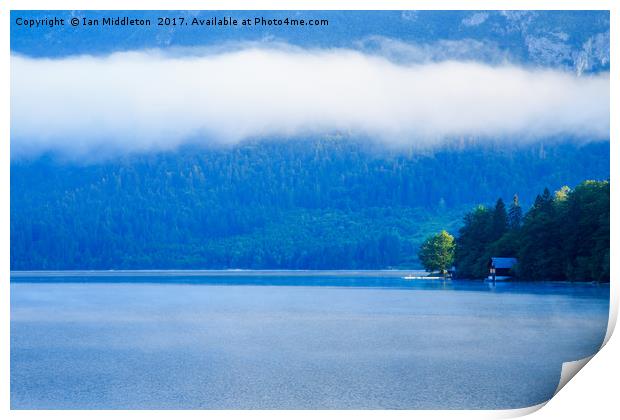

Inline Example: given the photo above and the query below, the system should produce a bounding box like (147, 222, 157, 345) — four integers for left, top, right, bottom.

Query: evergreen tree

(507, 194, 523, 229)
(541, 187, 553, 212)
(491, 198, 508, 240)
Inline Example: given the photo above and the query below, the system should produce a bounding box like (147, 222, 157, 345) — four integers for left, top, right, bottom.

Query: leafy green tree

(559, 181, 609, 281)
(418, 230, 455, 277)
(454, 205, 493, 278)
(554, 186, 571, 202)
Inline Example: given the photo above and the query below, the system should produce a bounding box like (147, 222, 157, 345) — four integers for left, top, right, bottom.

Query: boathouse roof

(489, 257, 517, 269)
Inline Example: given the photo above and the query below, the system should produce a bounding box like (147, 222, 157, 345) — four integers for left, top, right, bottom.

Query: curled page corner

(602, 292, 617, 347)
(491, 401, 548, 419)
(551, 290, 616, 399)
(554, 355, 595, 397)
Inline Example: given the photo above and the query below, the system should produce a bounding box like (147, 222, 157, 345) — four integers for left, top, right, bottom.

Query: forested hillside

(10, 138, 609, 270)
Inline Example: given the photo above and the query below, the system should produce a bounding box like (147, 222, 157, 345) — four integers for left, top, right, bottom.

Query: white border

(1, 1, 617, 419)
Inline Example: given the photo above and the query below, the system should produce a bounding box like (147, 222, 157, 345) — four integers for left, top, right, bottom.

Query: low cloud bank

(11, 45, 609, 156)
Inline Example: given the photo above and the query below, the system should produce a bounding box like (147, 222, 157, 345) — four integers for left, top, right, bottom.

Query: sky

(10, 10, 610, 157)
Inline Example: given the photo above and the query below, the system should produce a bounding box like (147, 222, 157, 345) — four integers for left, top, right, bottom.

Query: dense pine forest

(454, 180, 609, 282)
(10, 137, 609, 270)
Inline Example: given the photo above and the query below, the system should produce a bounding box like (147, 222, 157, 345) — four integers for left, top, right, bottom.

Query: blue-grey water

(10, 273, 609, 409)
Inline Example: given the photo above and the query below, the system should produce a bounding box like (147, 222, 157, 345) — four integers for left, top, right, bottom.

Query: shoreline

(9, 269, 607, 285)
(10, 269, 428, 278)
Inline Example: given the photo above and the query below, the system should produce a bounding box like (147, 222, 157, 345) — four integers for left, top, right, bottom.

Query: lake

(10, 272, 609, 409)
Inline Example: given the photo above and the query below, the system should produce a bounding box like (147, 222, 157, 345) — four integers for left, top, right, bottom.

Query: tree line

(420, 180, 609, 282)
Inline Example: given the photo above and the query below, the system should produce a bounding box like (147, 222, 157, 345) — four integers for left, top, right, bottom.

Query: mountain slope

(10, 138, 609, 270)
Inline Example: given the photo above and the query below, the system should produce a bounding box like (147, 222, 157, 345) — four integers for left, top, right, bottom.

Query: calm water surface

(10, 273, 609, 409)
